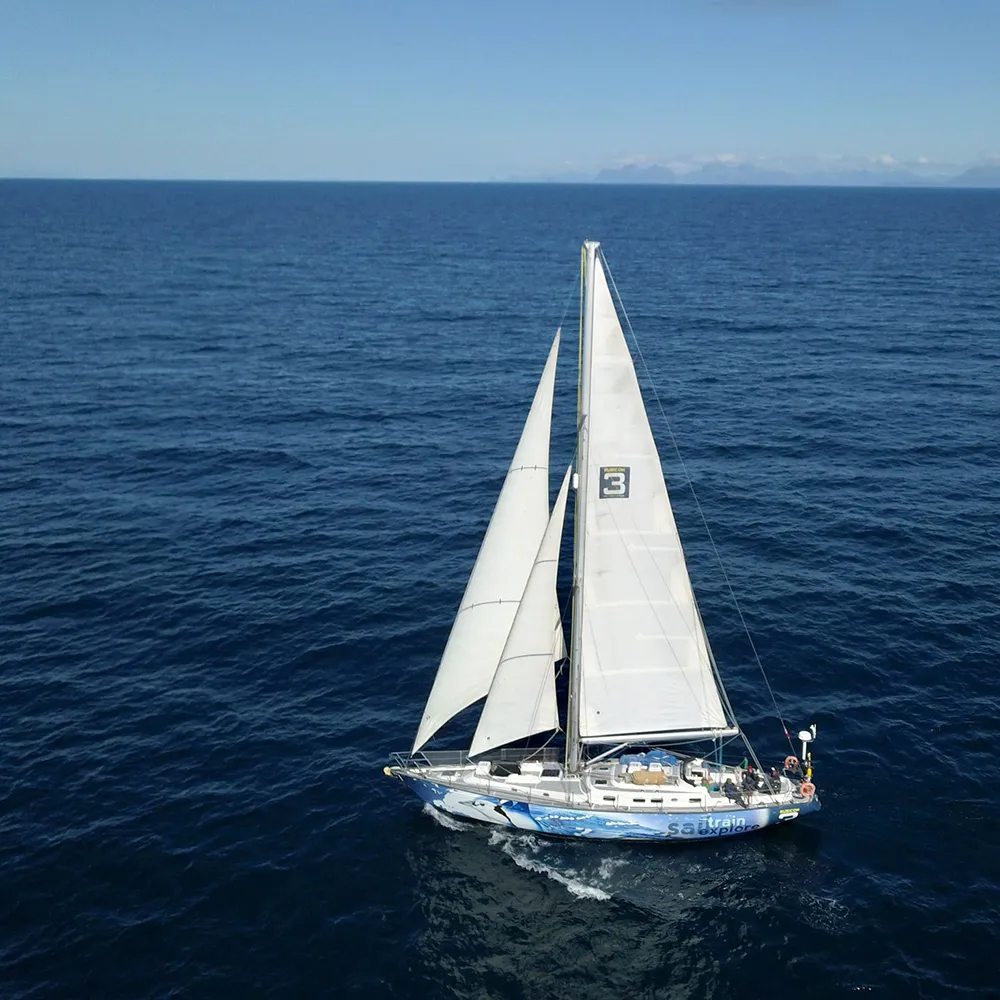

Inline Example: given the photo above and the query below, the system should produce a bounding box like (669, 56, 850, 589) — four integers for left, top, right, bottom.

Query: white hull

(388, 752, 820, 842)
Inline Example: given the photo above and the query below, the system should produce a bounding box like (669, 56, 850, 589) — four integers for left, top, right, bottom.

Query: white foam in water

(421, 803, 471, 832)
(598, 855, 628, 881)
(798, 889, 851, 933)
(488, 830, 612, 901)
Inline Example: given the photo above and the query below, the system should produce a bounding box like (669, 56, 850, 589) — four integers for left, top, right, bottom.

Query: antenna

(798, 724, 817, 780)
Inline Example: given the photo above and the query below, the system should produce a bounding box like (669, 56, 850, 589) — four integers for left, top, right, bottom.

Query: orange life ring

(784, 756, 800, 770)
(799, 781, 816, 798)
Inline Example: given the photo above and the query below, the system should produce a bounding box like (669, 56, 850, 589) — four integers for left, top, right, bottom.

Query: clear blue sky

(2, 0, 998, 180)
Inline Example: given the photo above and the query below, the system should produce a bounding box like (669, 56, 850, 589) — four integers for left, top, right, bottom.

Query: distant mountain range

(526, 162, 1000, 188)
(950, 164, 1000, 187)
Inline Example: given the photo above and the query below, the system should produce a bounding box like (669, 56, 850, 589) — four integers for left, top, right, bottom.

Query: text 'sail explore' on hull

(403, 776, 821, 841)
(385, 241, 823, 843)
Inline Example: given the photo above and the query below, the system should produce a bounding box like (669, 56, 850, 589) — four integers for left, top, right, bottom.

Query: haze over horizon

(2, 0, 998, 183)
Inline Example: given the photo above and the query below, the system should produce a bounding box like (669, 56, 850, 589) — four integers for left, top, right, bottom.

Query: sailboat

(384, 241, 821, 841)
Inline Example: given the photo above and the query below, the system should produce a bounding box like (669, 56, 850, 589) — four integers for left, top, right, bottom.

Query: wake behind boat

(384, 241, 821, 842)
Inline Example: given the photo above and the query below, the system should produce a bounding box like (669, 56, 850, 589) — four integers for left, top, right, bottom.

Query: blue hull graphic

(403, 776, 821, 841)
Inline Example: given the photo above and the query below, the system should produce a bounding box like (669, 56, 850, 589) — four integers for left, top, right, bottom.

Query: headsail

(412, 331, 561, 752)
(469, 465, 572, 756)
(575, 255, 733, 743)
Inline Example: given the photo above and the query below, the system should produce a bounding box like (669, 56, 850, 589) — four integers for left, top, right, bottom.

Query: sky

(2, 0, 999, 181)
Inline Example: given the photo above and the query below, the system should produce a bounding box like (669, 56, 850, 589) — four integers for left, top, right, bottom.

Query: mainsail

(469, 465, 572, 756)
(411, 331, 562, 752)
(574, 253, 733, 743)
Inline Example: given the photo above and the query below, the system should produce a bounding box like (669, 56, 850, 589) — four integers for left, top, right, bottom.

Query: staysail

(412, 331, 562, 752)
(469, 465, 572, 756)
(575, 255, 733, 743)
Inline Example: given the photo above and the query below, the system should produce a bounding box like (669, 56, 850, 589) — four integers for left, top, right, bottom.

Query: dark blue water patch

(1, 180, 999, 998)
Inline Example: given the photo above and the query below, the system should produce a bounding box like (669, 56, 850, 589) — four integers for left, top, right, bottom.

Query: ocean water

(1, 180, 998, 999)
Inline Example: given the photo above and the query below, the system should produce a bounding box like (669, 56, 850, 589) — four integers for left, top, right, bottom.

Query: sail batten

(469, 466, 572, 757)
(411, 331, 561, 753)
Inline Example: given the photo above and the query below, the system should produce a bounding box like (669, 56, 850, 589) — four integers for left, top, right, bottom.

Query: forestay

(412, 331, 562, 752)
(577, 260, 732, 741)
(469, 465, 572, 756)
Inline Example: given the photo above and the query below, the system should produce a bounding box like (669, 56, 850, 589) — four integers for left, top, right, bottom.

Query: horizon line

(4, 176, 1000, 189)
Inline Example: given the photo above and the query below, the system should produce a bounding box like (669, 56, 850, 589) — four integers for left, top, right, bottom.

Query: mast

(566, 240, 598, 773)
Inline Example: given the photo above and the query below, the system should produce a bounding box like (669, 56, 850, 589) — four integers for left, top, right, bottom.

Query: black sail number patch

(599, 466, 630, 499)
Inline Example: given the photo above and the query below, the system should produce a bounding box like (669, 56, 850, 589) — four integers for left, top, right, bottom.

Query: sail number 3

(599, 466, 631, 499)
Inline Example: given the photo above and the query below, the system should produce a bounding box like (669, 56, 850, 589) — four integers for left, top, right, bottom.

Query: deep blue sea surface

(1, 180, 999, 998)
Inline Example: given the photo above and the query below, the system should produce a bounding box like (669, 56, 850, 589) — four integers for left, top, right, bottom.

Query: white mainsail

(575, 256, 733, 743)
(469, 465, 572, 756)
(412, 331, 561, 752)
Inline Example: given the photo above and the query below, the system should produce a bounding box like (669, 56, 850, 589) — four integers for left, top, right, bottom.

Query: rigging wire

(599, 248, 797, 755)
(555, 263, 582, 338)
